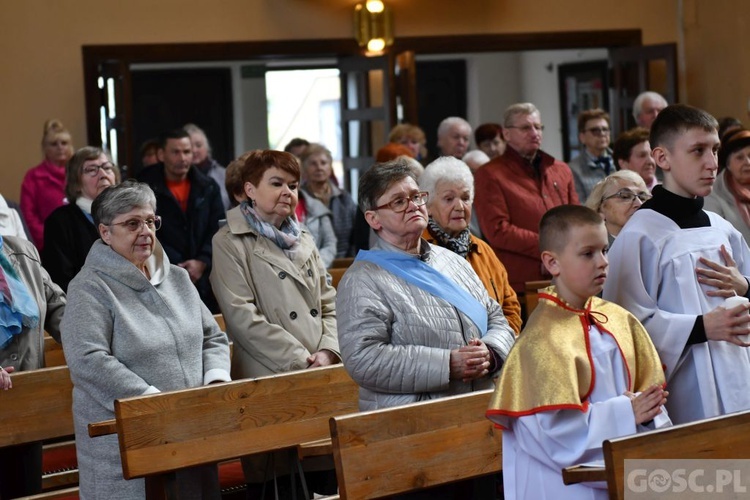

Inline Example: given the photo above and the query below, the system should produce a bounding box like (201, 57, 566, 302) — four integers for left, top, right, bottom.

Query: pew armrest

(88, 419, 117, 438)
(562, 465, 606, 485)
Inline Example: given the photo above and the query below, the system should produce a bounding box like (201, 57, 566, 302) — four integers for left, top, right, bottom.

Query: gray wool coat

(337, 237, 516, 411)
(62, 240, 231, 499)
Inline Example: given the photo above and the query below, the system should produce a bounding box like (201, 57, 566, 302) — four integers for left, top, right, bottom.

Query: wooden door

(609, 43, 677, 135)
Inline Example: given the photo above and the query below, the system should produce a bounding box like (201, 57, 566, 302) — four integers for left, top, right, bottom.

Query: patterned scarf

(0, 235, 39, 348)
(240, 201, 301, 260)
(427, 217, 471, 258)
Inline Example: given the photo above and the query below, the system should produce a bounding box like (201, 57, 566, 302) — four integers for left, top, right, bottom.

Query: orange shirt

(166, 178, 191, 212)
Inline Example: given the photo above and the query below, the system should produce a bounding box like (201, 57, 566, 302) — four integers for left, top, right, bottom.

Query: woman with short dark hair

(210, 150, 339, 495)
(42, 146, 120, 291)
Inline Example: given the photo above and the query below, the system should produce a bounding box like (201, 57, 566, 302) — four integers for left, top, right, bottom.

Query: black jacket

(137, 164, 225, 310)
(42, 203, 100, 292)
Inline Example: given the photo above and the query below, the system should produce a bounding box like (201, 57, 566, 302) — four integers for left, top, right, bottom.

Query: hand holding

(703, 301, 750, 346)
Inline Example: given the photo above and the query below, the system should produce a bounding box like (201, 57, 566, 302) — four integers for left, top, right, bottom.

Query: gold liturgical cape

(487, 287, 665, 429)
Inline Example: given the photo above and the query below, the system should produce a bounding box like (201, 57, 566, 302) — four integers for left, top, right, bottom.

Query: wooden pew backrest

(329, 268, 347, 289)
(0, 366, 73, 447)
(523, 280, 551, 319)
(44, 335, 66, 368)
(329, 389, 501, 499)
(331, 257, 354, 269)
(212, 313, 226, 332)
(604, 410, 750, 500)
(114, 364, 359, 479)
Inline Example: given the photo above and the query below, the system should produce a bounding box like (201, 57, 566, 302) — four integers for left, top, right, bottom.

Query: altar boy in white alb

(604, 104, 750, 425)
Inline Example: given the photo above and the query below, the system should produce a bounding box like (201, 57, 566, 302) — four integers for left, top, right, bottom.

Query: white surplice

(503, 324, 669, 500)
(604, 208, 750, 424)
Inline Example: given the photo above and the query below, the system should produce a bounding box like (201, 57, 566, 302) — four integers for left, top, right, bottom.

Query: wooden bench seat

(329, 389, 501, 499)
(90, 364, 360, 499)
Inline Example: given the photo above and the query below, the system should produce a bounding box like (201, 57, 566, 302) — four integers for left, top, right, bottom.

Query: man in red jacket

(474, 102, 579, 294)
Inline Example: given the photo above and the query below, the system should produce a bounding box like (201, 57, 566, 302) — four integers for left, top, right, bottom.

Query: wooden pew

(562, 409, 750, 499)
(212, 313, 226, 332)
(328, 268, 347, 289)
(523, 280, 551, 319)
(331, 257, 354, 269)
(328, 389, 501, 499)
(0, 366, 73, 448)
(44, 335, 66, 368)
(89, 364, 360, 499)
(0, 366, 77, 498)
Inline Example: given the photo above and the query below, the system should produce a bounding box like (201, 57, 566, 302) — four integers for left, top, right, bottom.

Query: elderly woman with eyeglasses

(419, 156, 522, 334)
(585, 170, 651, 246)
(337, 159, 516, 413)
(42, 147, 120, 291)
(62, 180, 231, 499)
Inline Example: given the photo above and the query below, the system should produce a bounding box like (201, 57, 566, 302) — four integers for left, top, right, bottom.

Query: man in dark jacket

(137, 129, 225, 311)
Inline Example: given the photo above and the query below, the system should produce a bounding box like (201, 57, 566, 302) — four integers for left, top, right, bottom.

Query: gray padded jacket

(337, 237, 515, 411)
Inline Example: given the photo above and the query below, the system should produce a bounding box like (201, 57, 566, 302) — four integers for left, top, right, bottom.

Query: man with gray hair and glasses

(474, 102, 579, 295)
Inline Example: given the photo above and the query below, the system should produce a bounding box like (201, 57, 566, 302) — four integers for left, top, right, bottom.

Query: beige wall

(682, 0, 749, 122)
(0, 0, 692, 196)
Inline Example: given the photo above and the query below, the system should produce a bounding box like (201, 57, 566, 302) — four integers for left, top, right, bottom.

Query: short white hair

(419, 156, 475, 205)
(437, 117, 472, 139)
(632, 91, 668, 121)
(462, 150, 491, 171)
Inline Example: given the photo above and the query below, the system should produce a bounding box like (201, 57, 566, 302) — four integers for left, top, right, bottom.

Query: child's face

(544, 223, 609, 309)
(655, 128, 720, 198)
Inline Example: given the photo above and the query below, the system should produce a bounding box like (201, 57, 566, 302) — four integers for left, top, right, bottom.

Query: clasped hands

(625, 384, 668, 425)
(450, 338, 492, 383)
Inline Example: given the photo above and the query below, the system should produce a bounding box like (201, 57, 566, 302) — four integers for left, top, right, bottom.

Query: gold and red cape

(487, 287, 665, 429)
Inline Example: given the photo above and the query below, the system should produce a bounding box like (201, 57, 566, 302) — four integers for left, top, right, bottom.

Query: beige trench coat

(210, 207, 339, 379)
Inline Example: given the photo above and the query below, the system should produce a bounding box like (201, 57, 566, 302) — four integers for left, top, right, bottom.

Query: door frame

(82, 30, 642, 167)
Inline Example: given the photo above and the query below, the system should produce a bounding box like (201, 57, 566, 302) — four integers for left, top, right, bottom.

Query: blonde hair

(41, 119, 73, 152)
(585, 170, 648, 213)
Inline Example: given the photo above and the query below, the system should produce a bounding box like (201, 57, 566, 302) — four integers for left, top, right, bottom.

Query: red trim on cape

(486, 400, 591, 424)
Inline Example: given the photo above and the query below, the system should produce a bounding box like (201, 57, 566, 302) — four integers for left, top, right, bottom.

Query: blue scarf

(0, 236, 39, 348)
(356, 249, 488, 335)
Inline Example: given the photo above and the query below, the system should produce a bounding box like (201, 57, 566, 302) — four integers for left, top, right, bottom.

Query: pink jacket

(20, 160, 67, 249)
(474, 146, 579, 292)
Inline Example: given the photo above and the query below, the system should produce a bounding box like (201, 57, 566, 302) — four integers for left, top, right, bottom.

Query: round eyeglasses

(373, 191, 429, 213)
(109, 216, 162, 232)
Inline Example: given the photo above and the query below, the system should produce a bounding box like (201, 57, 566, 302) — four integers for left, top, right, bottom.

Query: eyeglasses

(83, 162, 116, 177)
(373, 191, 429, 213)
(585, 126, 610, 135)
(602, 189, 652, 204)
(109, 216, 162, 232)
(506, 124, 544, 133)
